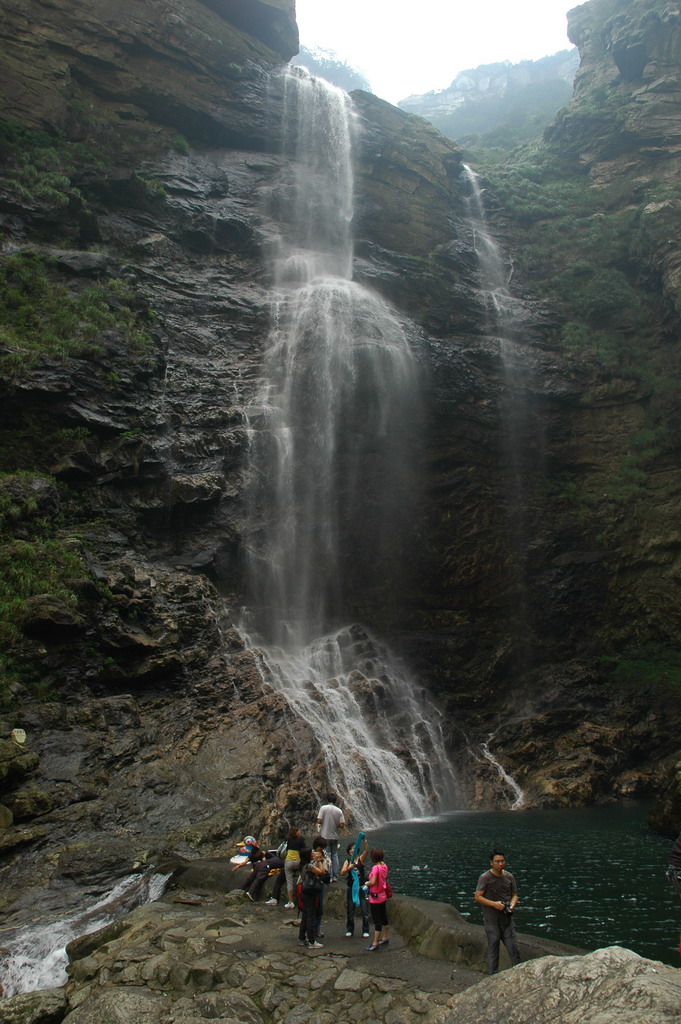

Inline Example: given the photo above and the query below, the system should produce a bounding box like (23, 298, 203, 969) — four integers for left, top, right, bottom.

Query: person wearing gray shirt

(475, 849, 521, 975)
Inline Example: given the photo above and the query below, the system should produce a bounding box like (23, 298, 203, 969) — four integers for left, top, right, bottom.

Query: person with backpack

(264, 839, 289, 905)
(311, 835, 331, 939)
(298, 848, 327, 948)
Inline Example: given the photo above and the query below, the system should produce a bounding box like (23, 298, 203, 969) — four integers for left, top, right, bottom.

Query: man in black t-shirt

(475, 849, 521, 975)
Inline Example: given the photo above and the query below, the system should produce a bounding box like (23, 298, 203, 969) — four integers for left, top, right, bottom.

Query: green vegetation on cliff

(0, 118, 165, 712)
(473, 0, 681, 673)
(602, 645, 681, 697)
(488, 145, 676, 536)
(0, 251, 155, 374)
(488, 151, 656, 383)
(0, 473, 92, 709)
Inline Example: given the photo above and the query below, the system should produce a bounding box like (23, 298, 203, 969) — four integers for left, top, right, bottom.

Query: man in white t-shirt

(316, 793, 345, 880)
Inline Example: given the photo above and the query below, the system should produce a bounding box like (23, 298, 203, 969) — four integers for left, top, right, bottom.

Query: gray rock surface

(445, 945, 681, 1024)
(2, 888, 678, 1024)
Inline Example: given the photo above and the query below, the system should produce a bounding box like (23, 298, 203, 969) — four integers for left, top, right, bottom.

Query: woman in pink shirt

(365, 847, 390, 951)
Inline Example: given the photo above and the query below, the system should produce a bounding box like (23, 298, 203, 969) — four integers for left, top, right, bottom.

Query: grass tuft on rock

(0, 251, 155, 374)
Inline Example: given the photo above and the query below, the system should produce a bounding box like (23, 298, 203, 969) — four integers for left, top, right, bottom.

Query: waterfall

(241, 67, 459, 825)
(480, 739, 526, 811)
(461, 163, 513, 325)
(249, 624, 456, 827)
(0, 872, 170, 998)
(461, 163, 542, 666)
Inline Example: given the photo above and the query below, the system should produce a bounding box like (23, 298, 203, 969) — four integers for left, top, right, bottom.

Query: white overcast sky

(294, 0, 579, 103)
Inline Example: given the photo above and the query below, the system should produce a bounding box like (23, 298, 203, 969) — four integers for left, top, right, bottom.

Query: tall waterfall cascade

(242, 67, 459, 826)
(461, 163, 516, 325)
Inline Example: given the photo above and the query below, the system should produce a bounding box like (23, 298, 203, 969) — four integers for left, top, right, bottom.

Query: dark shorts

(370, 900, 388, 928)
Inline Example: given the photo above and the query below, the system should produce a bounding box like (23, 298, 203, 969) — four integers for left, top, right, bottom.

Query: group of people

(236, 822, 515, 967)
(235, 794, 391, 950)
(236, 813, 681, 971)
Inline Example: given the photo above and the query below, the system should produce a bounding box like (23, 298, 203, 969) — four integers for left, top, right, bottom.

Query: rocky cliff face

(554, 0, 681, 310)
(488, 0, 681, 829)
(0, 0, 680, 929)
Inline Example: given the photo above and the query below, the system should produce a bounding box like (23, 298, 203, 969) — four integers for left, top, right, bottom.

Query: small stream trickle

(0, 872, 170, 998)
(480, 738, 526, 810)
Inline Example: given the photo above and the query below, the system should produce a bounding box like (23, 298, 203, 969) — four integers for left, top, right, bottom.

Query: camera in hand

(501, 900, 513, 915)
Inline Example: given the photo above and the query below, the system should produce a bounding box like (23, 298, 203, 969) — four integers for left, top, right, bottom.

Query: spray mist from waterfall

(242, 67, 459, 825)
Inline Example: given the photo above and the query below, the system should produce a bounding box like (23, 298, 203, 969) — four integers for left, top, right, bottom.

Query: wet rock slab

(56, 891, 468, 1024)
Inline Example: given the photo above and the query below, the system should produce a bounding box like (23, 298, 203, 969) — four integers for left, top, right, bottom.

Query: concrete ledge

(389, 893, 586, 974)
(166, 856, 247, 892)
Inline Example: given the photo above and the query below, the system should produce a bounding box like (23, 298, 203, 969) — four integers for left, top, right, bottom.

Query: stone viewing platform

(1, 865, 678, 1024)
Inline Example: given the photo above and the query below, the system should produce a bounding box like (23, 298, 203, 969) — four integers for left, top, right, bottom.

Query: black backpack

(301, 864, 322, 893)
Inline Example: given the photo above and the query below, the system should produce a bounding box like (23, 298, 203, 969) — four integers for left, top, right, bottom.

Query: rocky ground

(1, 873, 679, 1024)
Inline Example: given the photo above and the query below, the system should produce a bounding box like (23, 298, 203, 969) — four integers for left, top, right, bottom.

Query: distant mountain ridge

(399, 49, 580, 147)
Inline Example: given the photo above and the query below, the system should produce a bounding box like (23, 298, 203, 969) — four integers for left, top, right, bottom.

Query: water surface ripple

(371, 802, 678, 966)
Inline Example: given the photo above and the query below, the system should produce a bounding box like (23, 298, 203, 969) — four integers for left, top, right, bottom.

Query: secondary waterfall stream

(461, 162, 532, 495)
(461, 163, 542, 677)
(243, 67, 459, 825)
(0, 872, 170, 998)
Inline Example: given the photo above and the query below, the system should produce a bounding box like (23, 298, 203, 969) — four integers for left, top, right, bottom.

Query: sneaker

(362, 932, 370, 938)
(345, 931, 353, 937)
(316, 932, 324, 938)
(299, 940, 309, 946)
(265, 898, 278, 906)
(284, 902, 295, 909)
(308, 941, 324, 948)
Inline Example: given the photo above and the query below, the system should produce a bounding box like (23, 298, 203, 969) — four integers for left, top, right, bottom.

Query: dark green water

(369, 802, 680, 966)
